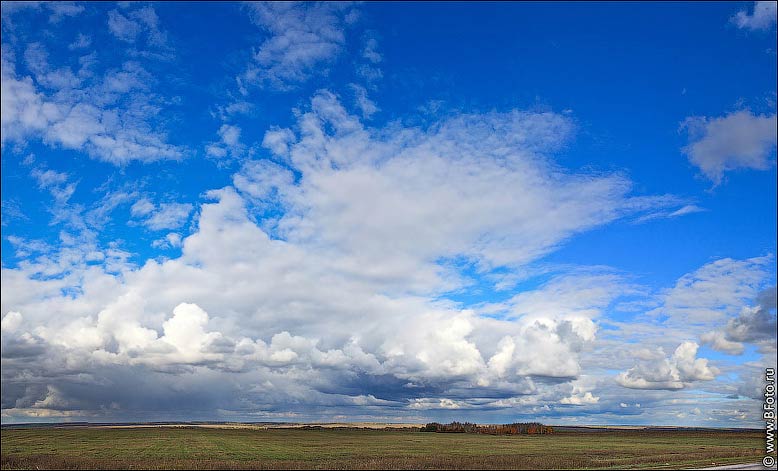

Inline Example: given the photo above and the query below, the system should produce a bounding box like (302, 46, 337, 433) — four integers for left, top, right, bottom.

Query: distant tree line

(420, 421, 553, 435)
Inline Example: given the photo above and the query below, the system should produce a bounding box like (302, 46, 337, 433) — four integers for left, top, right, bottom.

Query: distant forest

(421, 422, 553, 435)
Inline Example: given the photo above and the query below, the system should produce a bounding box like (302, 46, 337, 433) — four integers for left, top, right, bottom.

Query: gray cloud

(681, 110, 777, 184)
(702, 286, 777, 355)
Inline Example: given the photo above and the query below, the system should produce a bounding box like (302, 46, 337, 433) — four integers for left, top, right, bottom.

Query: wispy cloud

(731, 1, 777, 31)
(239, 2, 358, 91)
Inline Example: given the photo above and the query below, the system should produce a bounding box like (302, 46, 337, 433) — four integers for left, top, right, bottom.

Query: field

(0, 426, 765, 470)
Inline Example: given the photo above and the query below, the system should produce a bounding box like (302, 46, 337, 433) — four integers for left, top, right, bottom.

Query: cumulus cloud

(233, 159, 295, 204)
(702, 286, 777, 355)
(559, 378, 600, 405)
(239, 2, 357, 90)
(616, 342, 718, 390)
(1, 15, 183, 164)
(560, 392, 599, 405)
(681, 111, 777, 184)
(700, 331, 746, 355)
(361, 35, 382, 64)
(650, 256, 773, 326)
(205, 124, 244, 160)
(1, 311, 23, 333)
(349, 83, 378, 118)
(131, 198, 193, 231)
(731, 1, 777, 31)
(108, 10, 141, 42)
(0, 91, 755, 423)
(246, 91, 685, 293)
(152, 233, 183, 250)
(107, 5, 170, 50)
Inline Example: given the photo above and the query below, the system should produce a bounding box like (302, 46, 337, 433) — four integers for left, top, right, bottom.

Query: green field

(0, 426, 765, 470)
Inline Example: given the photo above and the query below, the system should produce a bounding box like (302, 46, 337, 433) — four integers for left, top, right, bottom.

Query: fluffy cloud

(1, 93, 689, 421)
(1, 311, 22, 333)
(699, 331, 746, 355)
(107, 10, 141, 42)
(616, 342, 718, 390)
(1, 12, 183, 164)
(205, 124, 244, 160)
(731, 1, 777, 31)
(560, 392, 599, 405)
(1, 90, 770, 424)
(239, 2, 357, 90)
(650, 256, 773, 326)
(349, 83, 378, 118)
(239, 91, 685, 294)
(151, 233, 183, 250)
(681, 111, 777, 184)
(107, 6, 169, 49)
(702, 286, 777, 355)
(131, 198, 193, 231)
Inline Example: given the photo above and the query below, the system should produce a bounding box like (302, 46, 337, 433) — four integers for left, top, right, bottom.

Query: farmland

(0, 425, 765, 470)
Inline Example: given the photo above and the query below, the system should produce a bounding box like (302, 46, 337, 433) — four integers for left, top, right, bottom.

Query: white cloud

(0, 90, 751, 423)
(1, 46, 184, 164)
(152, 233, 183, 250)
(141, 202, 192, 231)
(108, 10, 141, 42)
(233, 159, 295, 204)
(362, 36, 381, 64)
(1, 311, 23, 333)
(2, 6, 181, 164)
(668, 204, 705, 217)
(350, 83, 378, 118)
(159, 303, 224, 363)
(129, 197, 193, 231)
(130, 198, 156, 217)
(0, 183, 625, 419)
(262, 127, 296, 156)
(239, 2, 357, 90)
(253, 91, 684, 293)
(700, 331, 745, 355)
(206, 124, 243, 160)
(107, 6, 170, 49)
(634, 203, 706, 223)
(681, 111, 777, 184)
(560, 391, 599, 405)
(732, 1, 777, 31)
(144, 203, 193, 231)
(68, 33, 91, 50)
(616, 341, 718, 390)
(651, 256, 773, 326)
(559, 378, 600, 405)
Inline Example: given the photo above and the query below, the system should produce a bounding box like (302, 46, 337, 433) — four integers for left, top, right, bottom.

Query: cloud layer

(1, 2, 776, 427)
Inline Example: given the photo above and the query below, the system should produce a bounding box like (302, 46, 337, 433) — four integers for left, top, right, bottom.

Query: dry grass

(0, 427, 765, 470)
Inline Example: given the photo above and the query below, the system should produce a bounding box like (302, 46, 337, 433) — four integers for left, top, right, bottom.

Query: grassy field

(0, 426, 765, 470)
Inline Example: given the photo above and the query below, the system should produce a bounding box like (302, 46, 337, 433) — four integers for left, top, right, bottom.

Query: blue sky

(1, 1, 776, 426)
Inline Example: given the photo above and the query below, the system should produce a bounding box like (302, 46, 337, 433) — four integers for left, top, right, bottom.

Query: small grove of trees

(420, 421, 553, 435)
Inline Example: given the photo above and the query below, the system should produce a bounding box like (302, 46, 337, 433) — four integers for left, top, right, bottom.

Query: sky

(0, 1, 776, 427)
